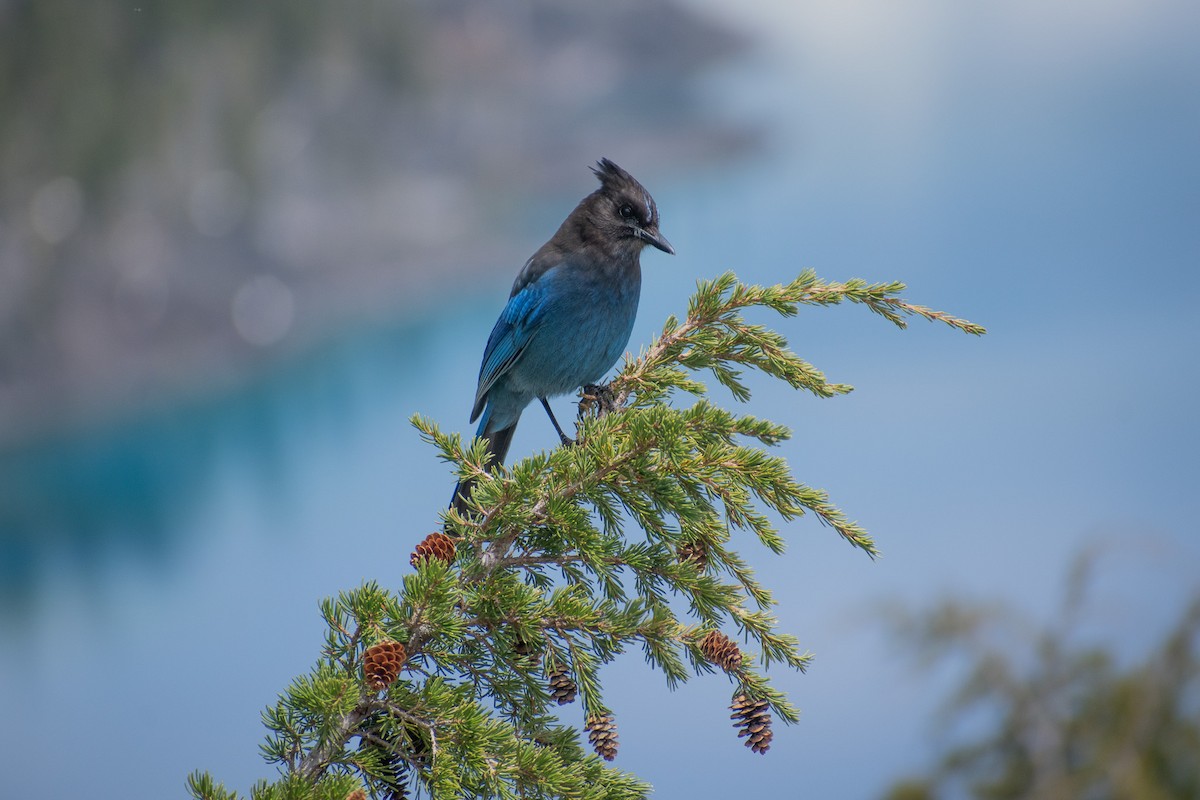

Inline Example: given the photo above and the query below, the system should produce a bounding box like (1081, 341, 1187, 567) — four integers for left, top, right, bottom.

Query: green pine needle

(193, 271, 983, 800)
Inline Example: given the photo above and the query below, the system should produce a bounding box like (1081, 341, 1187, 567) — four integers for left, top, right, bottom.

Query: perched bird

(452, 159, 673, 514)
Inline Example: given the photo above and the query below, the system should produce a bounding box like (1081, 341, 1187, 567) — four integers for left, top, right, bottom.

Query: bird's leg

(539, 397, 575, 446)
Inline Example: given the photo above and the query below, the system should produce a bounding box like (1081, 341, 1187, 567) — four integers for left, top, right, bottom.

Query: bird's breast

(506, 260, 641, 397)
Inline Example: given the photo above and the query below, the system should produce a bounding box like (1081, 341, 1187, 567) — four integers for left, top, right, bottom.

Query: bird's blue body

(472, 257, 642, 436)
(452, 159, 672, 513)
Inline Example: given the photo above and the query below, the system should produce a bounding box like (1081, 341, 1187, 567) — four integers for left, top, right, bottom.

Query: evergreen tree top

(189, 270, 983, 800)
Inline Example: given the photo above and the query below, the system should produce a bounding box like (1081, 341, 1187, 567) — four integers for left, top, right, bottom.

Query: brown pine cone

(699, 629, 743, 672)
(730, 693, 773, 754)
(410, 531, 457, 567)
(585, 713, 619, 761)
(548, 665, 578, 705)
(363, 640, 407, 690)
(345, 791, 367, 800)
(677, 540, 708, 570)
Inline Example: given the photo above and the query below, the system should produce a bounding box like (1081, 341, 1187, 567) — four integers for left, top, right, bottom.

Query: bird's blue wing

(470, 276, 551, 422)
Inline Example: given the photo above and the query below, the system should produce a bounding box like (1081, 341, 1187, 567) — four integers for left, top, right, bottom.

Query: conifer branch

(190, 271, 982, 799)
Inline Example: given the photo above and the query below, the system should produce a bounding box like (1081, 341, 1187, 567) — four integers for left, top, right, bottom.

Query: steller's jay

(451, 159, 673, 514)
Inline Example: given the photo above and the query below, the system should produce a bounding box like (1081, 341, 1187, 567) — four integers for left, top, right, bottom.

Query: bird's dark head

(583, 158, 674, 256)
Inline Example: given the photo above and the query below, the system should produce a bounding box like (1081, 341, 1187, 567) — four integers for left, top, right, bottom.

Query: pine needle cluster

(188, 270, 983, 800)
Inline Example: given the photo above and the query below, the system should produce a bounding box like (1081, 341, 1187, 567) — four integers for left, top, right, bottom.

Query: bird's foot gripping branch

(189, 271, 983, 800)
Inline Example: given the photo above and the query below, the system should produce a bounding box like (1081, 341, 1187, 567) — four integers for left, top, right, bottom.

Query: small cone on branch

(730, 693, 774, 754)
(359, 713, 425, 799)
(699, 630, 743, 672)
(363, 640, 407, 690)
(359, 734, 411, 799)
(585, 713, 619, 761)
(512, 635, 542, 668)
(677, 539, 708, 570)
(548, 665, 578, 705)
(410, 531, 457, 567)
(379, 752, 412, 800)
(387, 781, 409, 800)
(403, 726, 432, 774)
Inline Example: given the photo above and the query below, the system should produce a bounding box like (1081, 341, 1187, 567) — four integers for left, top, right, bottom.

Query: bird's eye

(618, 204, 635, 220)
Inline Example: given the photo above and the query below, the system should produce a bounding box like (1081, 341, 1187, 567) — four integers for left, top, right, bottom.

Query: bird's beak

(638, 227, 675, 255)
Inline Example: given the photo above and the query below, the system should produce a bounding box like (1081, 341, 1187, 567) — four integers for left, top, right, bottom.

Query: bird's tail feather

(449, 419, 518, 517)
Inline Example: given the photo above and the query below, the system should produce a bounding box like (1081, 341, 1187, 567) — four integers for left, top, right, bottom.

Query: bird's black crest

(589, 158, 658, 227)
(591, 158, 639, 191)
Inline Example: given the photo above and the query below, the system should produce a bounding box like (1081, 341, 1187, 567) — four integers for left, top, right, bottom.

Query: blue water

(4, 4, 1200, 797)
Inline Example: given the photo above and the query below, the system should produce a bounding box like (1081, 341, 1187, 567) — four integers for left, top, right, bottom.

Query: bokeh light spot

(230, 274, 294, 347)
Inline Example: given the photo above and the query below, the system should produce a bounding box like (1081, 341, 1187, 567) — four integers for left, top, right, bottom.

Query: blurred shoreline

(0, 0, 757, 449)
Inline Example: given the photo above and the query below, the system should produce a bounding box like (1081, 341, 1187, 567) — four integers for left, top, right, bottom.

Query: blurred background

(1, 0, 1197, 797)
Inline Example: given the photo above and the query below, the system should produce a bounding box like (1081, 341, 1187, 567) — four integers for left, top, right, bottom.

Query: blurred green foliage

(883, 551, 1200, 800)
